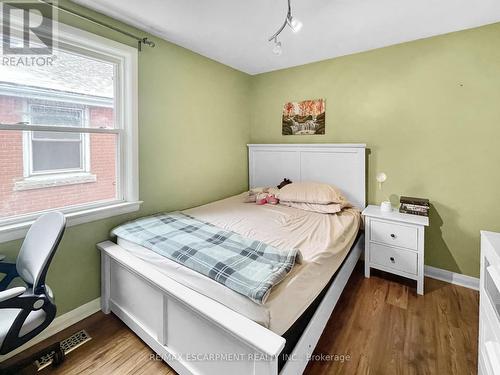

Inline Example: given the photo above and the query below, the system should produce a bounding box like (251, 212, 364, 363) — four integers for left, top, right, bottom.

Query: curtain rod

(40, 1, 155, 51)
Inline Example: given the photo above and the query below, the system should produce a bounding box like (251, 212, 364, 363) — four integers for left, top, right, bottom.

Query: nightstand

(362, 205, 429, 295)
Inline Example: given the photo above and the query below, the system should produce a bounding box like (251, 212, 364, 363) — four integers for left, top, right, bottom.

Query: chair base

(0, 341, 65, 375)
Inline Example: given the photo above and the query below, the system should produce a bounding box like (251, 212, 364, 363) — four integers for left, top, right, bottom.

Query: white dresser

(479, 231, 500, 375)
(362, 205, 429, 295)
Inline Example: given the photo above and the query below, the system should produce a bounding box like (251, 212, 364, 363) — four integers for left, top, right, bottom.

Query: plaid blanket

(111, 212, 300, 304)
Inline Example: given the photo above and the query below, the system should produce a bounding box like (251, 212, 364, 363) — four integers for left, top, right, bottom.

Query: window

(28, 103, 88, 175)
(0, 19, 139, 242)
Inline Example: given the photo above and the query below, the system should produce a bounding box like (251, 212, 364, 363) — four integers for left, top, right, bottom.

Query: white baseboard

(0, 297, 101, 362)
(424, 265, 479, 291)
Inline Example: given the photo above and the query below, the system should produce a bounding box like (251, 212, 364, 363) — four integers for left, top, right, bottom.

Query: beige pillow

(280, 201, 344, 214)
(277, 182, 350, 205)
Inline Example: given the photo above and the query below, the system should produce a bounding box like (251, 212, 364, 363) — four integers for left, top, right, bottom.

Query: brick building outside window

(0, 50, 117, 218)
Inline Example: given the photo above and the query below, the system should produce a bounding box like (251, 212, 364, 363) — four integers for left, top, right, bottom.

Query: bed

(97, 143, 366, 375)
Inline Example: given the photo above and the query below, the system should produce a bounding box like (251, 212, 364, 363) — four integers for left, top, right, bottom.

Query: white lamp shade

(272, 41, 282, 55)
(289, 17, 303, 33)
(376, 172, 387, 183)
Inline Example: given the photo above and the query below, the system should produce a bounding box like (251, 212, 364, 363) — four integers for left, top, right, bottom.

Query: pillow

(280, 201, 344, 214)
(276, 182, 350, 206)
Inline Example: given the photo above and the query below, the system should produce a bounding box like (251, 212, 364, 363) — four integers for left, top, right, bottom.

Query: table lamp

(376, 172, 392, 212)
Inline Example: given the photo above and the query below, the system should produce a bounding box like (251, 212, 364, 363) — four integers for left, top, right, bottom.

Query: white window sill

(0, 201, 142, 244)
(14, 173, 97, 191)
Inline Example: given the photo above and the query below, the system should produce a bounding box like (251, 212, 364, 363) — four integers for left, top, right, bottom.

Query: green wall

(250, 23, 500, 278)
(0, 1, 251, 315)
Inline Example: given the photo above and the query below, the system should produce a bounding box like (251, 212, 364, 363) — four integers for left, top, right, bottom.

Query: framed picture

(282, 98, 325, 135)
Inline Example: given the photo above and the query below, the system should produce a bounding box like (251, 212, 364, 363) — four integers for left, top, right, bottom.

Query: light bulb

(376, 172, 387, 183)
(272, 40, 282, 55)
(288, 16, 303, 33)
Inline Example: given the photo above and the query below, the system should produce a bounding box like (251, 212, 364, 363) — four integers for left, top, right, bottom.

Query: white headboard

(248, 144, 366, 208)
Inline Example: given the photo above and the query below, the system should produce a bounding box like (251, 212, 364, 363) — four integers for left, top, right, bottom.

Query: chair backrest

(16, 212, 66, 293)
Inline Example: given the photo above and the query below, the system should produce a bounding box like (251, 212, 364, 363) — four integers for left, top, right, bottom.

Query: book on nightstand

(399, 196, 429, 217)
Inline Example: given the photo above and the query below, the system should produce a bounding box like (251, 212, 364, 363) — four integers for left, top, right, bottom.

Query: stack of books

(399, 196, 429, 216)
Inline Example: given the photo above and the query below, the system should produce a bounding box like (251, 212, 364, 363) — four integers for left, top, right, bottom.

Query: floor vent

(35, 330, 92, 371)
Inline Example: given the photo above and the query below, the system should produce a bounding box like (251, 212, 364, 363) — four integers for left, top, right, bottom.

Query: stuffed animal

(277, 178, 292, 189)
(255, 192, 279, 205)
(266, 194, 279, 205)
(245, 186, 280, 205)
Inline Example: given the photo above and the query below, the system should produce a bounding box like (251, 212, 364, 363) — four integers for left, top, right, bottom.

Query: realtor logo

(1, 1, 55, 55)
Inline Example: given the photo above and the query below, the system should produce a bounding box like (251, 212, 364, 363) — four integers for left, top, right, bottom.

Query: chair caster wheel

(52, 347, 65, 367)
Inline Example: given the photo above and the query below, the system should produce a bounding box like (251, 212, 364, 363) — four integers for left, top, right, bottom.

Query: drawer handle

(390, 257, 395, 263)
(390, 233, 396, 239)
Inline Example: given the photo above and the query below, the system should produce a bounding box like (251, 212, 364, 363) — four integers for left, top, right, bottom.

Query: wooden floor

(2, 263, 479, 375)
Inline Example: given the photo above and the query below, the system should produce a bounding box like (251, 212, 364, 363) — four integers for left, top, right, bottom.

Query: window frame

(0, 18, 140, 243)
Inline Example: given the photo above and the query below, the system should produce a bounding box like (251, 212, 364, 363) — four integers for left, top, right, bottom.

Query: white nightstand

(362, 205, 429, 295)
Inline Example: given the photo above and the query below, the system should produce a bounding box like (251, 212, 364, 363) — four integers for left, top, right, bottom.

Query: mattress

(117, 193, 361, 335)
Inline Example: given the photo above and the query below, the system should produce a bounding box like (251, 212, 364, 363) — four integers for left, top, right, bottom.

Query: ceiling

(74, 0, 500, 75)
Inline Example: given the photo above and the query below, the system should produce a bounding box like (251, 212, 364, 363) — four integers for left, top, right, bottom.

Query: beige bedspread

(117, 193, 361, 334)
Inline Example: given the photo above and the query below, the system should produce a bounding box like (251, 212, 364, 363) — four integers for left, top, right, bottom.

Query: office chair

(0, 211, 65, 357)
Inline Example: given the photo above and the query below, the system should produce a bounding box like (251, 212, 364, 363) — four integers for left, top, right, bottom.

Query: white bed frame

(98, 143, 366, 375)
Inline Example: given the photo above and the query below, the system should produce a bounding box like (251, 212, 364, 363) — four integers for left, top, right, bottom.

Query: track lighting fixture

(268, 0, 302, 55)
(288, 16, 303, 33)
(272, 38, 282, 55)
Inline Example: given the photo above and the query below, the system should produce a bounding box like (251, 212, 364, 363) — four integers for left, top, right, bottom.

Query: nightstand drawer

(369, 243, 418, 275)
(370, 219, 418, 250)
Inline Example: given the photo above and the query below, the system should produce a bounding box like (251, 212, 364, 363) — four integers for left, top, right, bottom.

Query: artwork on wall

(282, 98, 325, 135)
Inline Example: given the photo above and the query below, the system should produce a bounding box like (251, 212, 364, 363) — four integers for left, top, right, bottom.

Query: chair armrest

(0, 287, 26, 303)
(0, 290, 50, 310)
